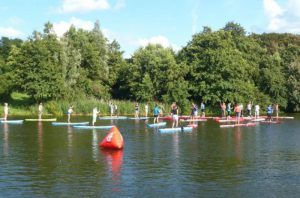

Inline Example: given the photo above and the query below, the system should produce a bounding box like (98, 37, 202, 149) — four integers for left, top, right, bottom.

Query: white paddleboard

(25, 118, 57, 121)
(73, 125, 114, 129)
(98, 116, 128, 120)
(159, 127, 193, 133)
(52, 122, 89, 126)
(147, 122, 167, 128)
(1, 120, 24, 124)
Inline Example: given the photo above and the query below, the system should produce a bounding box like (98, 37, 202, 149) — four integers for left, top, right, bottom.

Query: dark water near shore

(1, 115, 300, 197)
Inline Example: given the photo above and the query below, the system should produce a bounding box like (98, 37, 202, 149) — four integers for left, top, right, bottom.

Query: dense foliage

(1, 21, 300, 112)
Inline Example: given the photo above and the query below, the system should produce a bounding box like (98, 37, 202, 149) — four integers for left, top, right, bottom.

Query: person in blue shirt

(200, 101, 205, 118)
(153, 104, 160, 123)
(266, 105, 273, 121)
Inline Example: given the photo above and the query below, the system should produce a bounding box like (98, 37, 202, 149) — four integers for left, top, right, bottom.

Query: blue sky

(0, 0, 299, 57)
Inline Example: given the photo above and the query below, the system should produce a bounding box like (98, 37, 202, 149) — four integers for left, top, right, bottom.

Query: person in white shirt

(3, 103, 8, 121)
(247, 101, 252, 117)
(255, 104, 260, 118)
(38, 103, 43, 120)
(67, 106, 73, 123)
(145, 103, 149, 117)
(92, 107, 100, 126)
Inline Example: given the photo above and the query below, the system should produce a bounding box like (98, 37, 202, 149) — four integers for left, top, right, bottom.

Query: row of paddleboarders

(222, 102, 279, 123)
(2, 102, 44, 121)
(2, 101, 279, 125)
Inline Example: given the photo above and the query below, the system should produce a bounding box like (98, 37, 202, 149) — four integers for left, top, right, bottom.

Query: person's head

(4, 103, 8, 106)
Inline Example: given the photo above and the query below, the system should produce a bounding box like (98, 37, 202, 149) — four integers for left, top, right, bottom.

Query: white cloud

(263, 0, 300, 33)
(59, 0, 110, 13)
(114, 0, 125, 10)
(53, 17, 94, 37)
(263, 0, 284, 18)
(0, 27, 23, 38)
(137, 35, 180, 51)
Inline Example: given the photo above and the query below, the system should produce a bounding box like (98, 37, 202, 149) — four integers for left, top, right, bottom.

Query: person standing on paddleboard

(221, 102, 226, 117)
(200, 101, 205, 118)
(247, 101, 252, 117)
(226, 103, 232, 119)
(254, 104, 260, 119)
(92, 107, 100, 126)
(145, 103, 149, 117)
(240, 103, 244, 118)
(109, 102, 114, 117)
(190, 103, 195, 120)
(135, 103, 140, 118)
(171, 102, 179, 128)
(67, 106, 73, 123)
(267, 105, 273, 121)
(234, 103, 241, 124)
(274, 104, 279, 118)
(38, 103, 43, 120)
(153, 104, 160, 124)
(3, 103, 8, 121)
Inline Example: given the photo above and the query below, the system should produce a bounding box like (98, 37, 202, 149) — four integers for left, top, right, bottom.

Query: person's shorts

(172, 115, 178, 121)
(194, 111, 198, 116)
(154, 115, 159, 118)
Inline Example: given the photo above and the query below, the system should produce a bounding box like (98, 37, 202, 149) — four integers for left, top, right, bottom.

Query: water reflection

(234, 126, 242, 162)
(67, 125, 73, 157)
(101, 149, 123, 191)
(3, 123, 9, 156)
(37, 121, 43, 161)
(92, 129, 98, 162)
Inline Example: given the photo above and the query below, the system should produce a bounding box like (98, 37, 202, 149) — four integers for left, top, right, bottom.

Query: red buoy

(99, 126, 124, 149)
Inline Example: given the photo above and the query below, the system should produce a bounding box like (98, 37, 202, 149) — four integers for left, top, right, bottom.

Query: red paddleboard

(99, 126, 124, 149)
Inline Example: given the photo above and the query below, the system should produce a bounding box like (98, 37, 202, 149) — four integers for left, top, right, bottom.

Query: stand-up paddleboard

(217, 119, 245, 123)
(99, 116, 128, 120)
(161, 116, 172, 121)
(260, 120, 282, 124)
(73, 125, 114, 130)
(275, 116, 294, 119)
(147, 122, 167, 128)
(220, 123, 257, 128)
(1, 120, 24, 124)
(25, 118, 57, 122)
(187, 124, 198, 128)
(159, 127, 193, 133)
(252, 118, 265, 122)
(128, 117, 149, 120)
(52, 122, 89, 126)
(181, 119, 207, 122)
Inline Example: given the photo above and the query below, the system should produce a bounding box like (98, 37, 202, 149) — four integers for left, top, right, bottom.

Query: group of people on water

(2, 101, 280, 125)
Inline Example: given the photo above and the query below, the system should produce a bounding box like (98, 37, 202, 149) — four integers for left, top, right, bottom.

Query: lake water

(1, 115, 300, 197)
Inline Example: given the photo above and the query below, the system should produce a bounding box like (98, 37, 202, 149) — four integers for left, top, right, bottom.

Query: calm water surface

(1, 115, 300, 197)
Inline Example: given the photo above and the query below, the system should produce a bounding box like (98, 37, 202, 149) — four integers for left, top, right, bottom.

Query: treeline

(0, 21, 300, 113)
